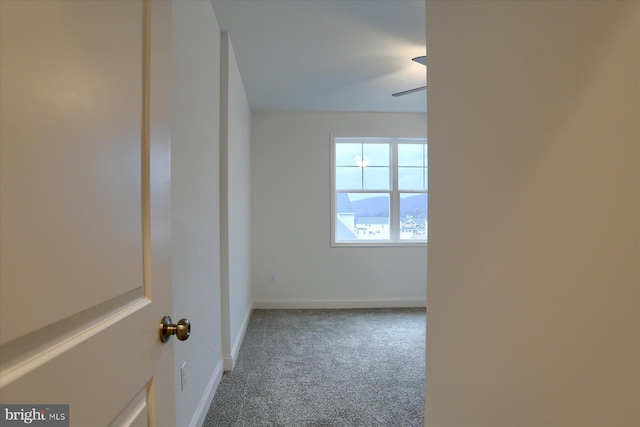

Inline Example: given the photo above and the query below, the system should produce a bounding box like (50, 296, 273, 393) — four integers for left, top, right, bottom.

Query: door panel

(0, 1, 175, 425)
(0, 0, 144, 345)
(108, 387, 149, 427)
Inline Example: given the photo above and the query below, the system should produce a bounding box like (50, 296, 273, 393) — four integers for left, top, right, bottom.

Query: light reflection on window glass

(335, 142, 390, 190)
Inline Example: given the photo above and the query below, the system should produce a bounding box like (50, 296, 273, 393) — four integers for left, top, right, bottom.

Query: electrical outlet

(269, 273, 276, 283)
(180, 362, 187, 391)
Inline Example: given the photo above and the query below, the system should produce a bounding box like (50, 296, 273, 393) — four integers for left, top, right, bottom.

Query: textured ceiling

(211, 0, 426, 113)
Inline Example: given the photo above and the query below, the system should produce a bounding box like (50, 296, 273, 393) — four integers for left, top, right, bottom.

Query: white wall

(426, 1, 639, 426)
(251, 112, 427, 308)
(171, 2, 222, 426)
(220, 32, 253, 371)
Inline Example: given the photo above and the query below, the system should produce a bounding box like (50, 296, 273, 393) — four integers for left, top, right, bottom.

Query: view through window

(332, 137, 427, 245)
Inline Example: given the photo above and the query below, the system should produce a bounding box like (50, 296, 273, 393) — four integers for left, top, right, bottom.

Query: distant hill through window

(348, 194, 427, 219)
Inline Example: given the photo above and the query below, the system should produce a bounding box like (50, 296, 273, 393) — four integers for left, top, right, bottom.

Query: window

(331, 137, 427, 246)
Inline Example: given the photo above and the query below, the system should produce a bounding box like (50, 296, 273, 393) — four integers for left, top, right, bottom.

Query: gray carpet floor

(203, 308, 426, 427)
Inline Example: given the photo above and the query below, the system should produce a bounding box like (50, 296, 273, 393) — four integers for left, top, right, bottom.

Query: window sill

(331, 241, 428, 248)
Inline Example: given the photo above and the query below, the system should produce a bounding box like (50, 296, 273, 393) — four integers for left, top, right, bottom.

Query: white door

(0, 1, 176, 425)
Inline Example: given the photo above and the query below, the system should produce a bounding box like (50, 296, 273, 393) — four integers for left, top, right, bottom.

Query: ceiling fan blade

(412, 55, 426, 65)
(391, 55, 427, 97)
(392, 85, 426, 97)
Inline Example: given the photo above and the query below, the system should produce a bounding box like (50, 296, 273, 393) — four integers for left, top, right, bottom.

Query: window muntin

(332, 137, 427, 246)
(335, 142, 390, 190)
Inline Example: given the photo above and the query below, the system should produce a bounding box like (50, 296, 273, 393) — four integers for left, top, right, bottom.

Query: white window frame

(330, 136, 428, 248)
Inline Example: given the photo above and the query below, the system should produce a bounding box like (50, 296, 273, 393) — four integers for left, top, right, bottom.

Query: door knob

(159, 316, 191, 343)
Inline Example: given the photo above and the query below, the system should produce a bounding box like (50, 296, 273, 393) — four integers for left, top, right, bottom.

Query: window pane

(425, 167, 428, 190)
(400, 193, 427, 241)
(335, 167, 362, 190)
(335, 193, 389, 241)
(363, 143, 389, 166)
(363, 167, 390, 190)
(398, 167, 424, 190)
(335, 143, 362, 166)
(424, 145, 428, 167)
(398, 144, 424, 167)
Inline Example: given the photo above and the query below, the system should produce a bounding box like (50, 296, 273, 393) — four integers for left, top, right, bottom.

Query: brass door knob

(159, 316, 191, 343)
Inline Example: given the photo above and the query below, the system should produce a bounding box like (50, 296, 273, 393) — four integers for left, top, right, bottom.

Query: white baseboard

(223, 304, 253, 372)
(189, 357, 223, 427)
(222, 355, 233, 372)
(232, 305, 253, 359)
(252, 297, 426, 310)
